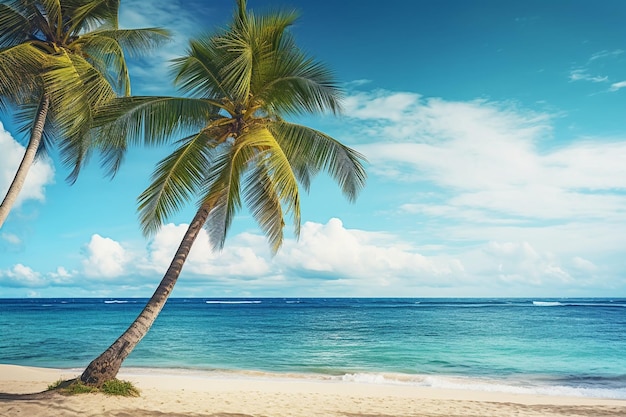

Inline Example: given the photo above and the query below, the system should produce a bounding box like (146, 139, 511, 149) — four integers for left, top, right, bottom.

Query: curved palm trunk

(80, 203, 211, 387)
(0, 95, 50, 228)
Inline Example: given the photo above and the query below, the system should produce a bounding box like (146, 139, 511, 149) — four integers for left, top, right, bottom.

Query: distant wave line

(532, 301, 563, 307)
(532, 301, 626, 307)
(205, 301, 262, 304)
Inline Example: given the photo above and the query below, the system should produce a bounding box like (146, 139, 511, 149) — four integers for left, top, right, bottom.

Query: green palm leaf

(0, 3, 30, 47)
(90, 28, 171, 58)
(94, 96, 223, 145)
(171, 37, 231, 99)
(243, 163, 284, 253)
(138, 131, 219, 236)
(68, 0, 120, 33)
(0, 43, 46, 110)
(270, 121, 367, 202)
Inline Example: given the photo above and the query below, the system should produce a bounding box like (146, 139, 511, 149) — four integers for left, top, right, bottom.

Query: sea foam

(532, 301, 563, 307)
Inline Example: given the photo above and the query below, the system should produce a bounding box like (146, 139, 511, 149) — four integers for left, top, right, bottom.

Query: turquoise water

(1, 298, 625, 398)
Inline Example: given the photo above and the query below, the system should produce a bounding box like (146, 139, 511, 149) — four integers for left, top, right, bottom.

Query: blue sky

(2, 0, 626, 298)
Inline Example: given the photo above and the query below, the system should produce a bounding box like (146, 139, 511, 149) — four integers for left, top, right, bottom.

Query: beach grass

(48, 378, 140, 396)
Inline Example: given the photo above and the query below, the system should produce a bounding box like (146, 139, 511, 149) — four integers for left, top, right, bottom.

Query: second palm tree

(81, 0, 367, 386)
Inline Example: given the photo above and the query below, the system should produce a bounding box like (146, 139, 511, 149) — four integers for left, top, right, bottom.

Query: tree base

(80, 346, 125, 387)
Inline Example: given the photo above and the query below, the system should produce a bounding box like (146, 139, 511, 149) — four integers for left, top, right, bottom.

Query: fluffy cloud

(0, 123, 55, 209)
(2, 215, 621, 296)
(277, 218, 464, 288)
(0, 218, 468, 295)
(481, 241, 571, 286)
(79, 218, 463, 289)
(82, 234, 130, 278)
(0, 264, 45, 287)
(139, 223, 271, 278)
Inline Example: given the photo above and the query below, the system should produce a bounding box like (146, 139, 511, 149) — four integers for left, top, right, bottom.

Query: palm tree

(80, 0, 366, 386)
(0, 0, 170, 227)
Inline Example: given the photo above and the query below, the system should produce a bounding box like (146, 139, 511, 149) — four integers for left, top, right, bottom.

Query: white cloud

(337, 89, 626, 289)
(2, 215, 621, 296)
(0, 263, 45, 287)
(347, 91, 626, 219)
(480, 241, 571, 286)
(609, 81, 626, 92)
(277, 218, 465, 289)
(568, 50, 623, 86)
(569, 69, 608, 83)
(589, 49, 624, 61)
(140, 223, 271, 278)
(0, 122, 55, 209)
(118, 218, 466, 292)
(0, 219, 465, 294)
(49, 267, 74, 284)
(82, 234, 130, 278)
(343, 90, 421, 122)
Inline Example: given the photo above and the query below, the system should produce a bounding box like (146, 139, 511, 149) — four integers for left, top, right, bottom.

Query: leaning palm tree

(0, 0, 170, 227)
(80, 0, 366, 386)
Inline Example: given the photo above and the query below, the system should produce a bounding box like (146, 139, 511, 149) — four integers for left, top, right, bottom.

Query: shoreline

(1, 365, 625, 417)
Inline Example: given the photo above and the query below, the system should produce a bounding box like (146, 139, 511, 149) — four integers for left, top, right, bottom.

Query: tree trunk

(0, 95, 50, 228)
(80, 203, 211, 387)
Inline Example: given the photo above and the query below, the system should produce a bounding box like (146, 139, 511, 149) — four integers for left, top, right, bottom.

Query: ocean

(1, 298, 625, 399)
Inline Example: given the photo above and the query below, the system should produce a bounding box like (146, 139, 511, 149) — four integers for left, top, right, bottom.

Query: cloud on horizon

(2, 213, 621, 297)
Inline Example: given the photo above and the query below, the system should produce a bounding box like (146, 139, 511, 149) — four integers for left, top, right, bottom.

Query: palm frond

(270, 121, 367, 202)
(171, 37, 230, 99)
(1, 0, 170, 191)
(42, 50, 115, 137)
(138, 131, 217, 236)
(0, 2, 31, 47)
(93, 96, 223, 150)
(258, 41, 343, 116)
(75, 33, 130, 95)
(202, 142, 249, 251)
(59, 117, 93, 184)
(0, 43, 45, 110)
(214, 30, 253, 104)
(203, 126, 301, 251)
(39, 50, 120, 182)
(243, 163, 285, 254)
(67, 0, 120, 34)
(246, 127, 301, 238)
(38, 0, 62, 39)
(89, 28, 171, 58)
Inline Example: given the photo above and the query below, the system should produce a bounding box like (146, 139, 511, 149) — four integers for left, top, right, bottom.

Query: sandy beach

(0, 365, 625, 417)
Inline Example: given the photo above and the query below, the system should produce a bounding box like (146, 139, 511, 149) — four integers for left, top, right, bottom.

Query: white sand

(1, 364, 625, 416)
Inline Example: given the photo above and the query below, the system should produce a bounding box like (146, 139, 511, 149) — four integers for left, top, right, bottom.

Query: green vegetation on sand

(48, 378, 140, 397)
